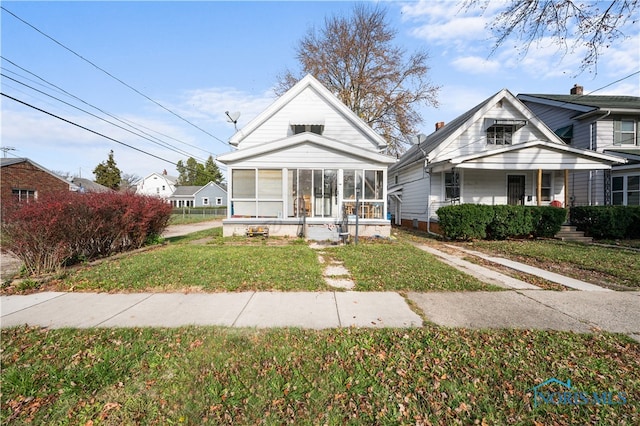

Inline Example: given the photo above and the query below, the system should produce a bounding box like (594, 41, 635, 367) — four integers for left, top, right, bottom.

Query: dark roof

(520, 94, 640, 110)
(70, 177, 112, 193)
(0, 157, 29, 167)
(171, 186, 202, 196)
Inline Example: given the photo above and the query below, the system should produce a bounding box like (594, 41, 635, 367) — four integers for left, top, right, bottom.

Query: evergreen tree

(93, 150, 121, 190)
(176, 156, 224, 186)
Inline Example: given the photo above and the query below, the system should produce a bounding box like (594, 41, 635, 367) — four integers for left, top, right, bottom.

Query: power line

(2, 92, 182, 167)
(1, 6, 230, 147)
(1, 56, 219, 159)
(1, 72, 206, 162)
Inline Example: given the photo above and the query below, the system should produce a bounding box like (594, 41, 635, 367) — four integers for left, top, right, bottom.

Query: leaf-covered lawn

(465, 240, 640, 289)
(327, 241, 502, 291)
(60, 244, 327, 292)
(2, 326, 638, 425)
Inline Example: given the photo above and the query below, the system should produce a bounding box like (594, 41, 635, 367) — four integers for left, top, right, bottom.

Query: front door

(507, 175, 525, 205)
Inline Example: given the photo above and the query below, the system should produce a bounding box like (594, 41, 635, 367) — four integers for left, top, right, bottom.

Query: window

(485, 119, 526, 145)
(612, 175, 640, 205)
(230, 169, 283, 218)
(12, 188, 36, 202)
(614, 119, 637, 145)
(445, 171, 460, 200)
(487, 125, 514, 145)
(202, 197, 210, 206)
(541, 173, 552, 202)
(291, 124, 324, 135)
(342, 169, 384, 219)
(215, 197, 223, 206)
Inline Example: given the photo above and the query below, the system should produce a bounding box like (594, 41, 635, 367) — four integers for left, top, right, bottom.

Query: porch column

(564, 170, 569, 207)
(537, 169, 542, 206)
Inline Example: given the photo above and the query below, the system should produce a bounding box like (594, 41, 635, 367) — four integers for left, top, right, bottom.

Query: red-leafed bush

(1, 191, 172, 275)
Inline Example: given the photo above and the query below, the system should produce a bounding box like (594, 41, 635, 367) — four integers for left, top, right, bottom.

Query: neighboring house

(217, 74, 396, 240)
(168, 181, 227, 208)
(135, 170, 177, 199)
(70, 177, 112, 193)
(1, 157, 72, 202)
(518, 85, 640, 206)
(388, 89, 626, 233)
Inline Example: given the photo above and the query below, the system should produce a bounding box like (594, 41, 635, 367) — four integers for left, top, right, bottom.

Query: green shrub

(436, 204, 494, 240)
(437, 204, 567, 240)
(529, 206, 567, 238)
(487, 205, 533, 240)
(570, 206, 640, 239)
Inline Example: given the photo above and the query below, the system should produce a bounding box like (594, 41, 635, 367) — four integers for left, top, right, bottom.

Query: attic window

(485, 119, 527, 145)
(291, 124, 324, 135)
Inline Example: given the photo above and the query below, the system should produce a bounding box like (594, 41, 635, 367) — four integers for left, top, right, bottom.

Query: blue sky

(2, 1, 639, 180)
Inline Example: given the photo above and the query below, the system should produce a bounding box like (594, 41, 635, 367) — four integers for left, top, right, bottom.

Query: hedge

(1, 191, 173, 275)
(570, 206, 640, 239)
(436, 204, 567, 241)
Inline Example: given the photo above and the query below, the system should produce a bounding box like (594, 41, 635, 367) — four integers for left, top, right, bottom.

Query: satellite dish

(225, 111, 240, 131)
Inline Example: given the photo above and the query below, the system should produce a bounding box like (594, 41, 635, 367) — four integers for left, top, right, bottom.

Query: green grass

(62, 244, 327, 292)
(326, 241, 501, 292)
(169, 214, 224, 225)
(466, 240, 640, 288)
(2, 326, 638, 425)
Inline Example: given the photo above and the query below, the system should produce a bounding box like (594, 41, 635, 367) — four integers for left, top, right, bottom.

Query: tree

(176, 155, 223, 186)
(463, 0, 639, 74)
(120, 173, 140, 192)
(93, 150, 121, 190)
(276, 3, 440, 154)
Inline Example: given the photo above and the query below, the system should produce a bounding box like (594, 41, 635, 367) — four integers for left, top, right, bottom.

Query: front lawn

(326, 241, 500, 292)
(462, 240, 640, 289)
(53, 229, 497, 293)
(2, 326, 638, 425)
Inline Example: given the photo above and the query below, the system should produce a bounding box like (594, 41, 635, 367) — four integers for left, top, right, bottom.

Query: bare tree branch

(463, 0, 639, 74)
(276, 4, 440, 154)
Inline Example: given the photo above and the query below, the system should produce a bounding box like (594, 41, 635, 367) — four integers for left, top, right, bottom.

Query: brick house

(1, 158, 72, 203)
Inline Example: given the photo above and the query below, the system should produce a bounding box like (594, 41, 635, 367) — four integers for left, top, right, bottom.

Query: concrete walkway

(0, 291, 422, 329)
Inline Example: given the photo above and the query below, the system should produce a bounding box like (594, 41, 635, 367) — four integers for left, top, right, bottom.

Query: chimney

(570, 84, 583, 95)
(163, 169, 167, 175)
(435, 121, 445, 131)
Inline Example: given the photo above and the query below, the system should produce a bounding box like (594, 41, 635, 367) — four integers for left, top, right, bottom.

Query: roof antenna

(225, 111, 240, 131)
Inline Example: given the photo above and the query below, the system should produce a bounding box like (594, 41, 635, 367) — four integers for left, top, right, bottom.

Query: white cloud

(451, 56, 501, 74)
(177, 86, 276, 129)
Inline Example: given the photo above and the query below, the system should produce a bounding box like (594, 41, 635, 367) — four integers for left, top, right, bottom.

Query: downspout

(425, 163, 441, 237)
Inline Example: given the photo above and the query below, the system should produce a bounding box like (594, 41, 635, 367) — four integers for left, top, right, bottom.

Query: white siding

(433, 99, 555, 160)
(228, 143, 388, 169)
(397, 164, 431, 222)
(238, 86, 379, 152)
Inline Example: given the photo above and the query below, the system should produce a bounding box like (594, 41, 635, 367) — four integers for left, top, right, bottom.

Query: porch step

(554, 225, 593, 243)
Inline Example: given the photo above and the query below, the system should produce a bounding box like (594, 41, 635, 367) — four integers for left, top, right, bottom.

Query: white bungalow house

(518, 85, 640, 206)
(168, 181, 227, 208)
(217, 74, 396, 240)
(388, 89, 626, 234)
(135, 171, 177, 200)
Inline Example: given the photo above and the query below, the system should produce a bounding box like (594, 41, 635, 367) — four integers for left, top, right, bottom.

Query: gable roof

(518, 94, 640, 115)
(136, 172, 178, 185)
(228, 74, 388, 149)
(219, 132, 395, 165)
(391, 89, 563, 172)
(1, 157, 72, 187)
(70, 177, 112, 193)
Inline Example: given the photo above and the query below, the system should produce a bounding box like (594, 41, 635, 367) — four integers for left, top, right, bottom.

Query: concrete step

(555, 225, 592, 243)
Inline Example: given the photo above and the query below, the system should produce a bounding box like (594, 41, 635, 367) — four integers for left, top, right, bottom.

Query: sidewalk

(0, 291, 422, 329)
